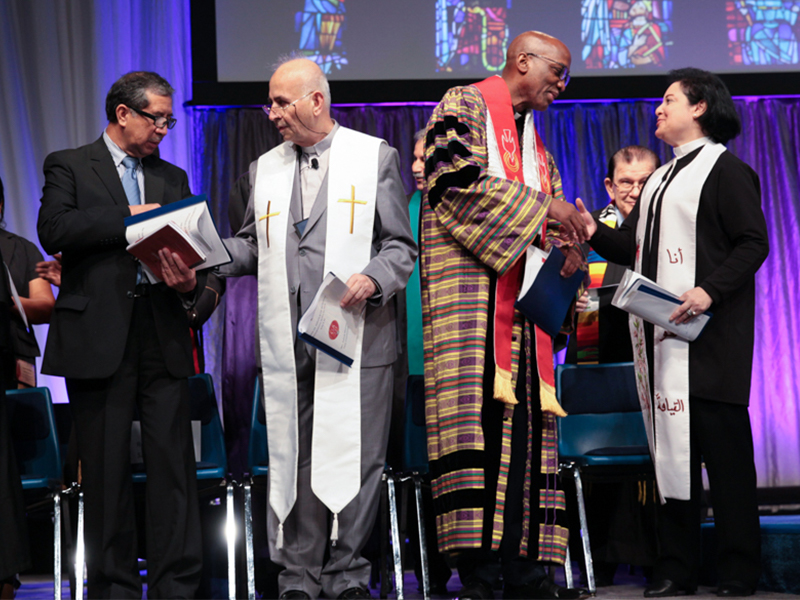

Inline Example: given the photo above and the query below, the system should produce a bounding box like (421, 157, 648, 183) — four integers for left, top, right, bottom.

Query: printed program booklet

(611, 269, 712, 341)
(125, 194, 230, 283)
(297, 272, 364, 367)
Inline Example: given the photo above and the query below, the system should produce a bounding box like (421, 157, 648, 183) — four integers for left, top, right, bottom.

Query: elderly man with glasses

(220, 56, 416, 600)
(420, 31, 589, 600)
(37, 71, 204, 599)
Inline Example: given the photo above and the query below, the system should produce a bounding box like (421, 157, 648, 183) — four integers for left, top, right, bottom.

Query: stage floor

(15, 568, 800, 599)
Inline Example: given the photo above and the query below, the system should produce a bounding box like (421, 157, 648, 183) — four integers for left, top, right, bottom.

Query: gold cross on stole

(337, 185, 367, 234)
(258, 201, 280, 247)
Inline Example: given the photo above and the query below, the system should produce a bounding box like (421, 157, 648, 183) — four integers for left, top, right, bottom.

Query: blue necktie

(122, 156, 144, 284)
(122, 156, 141, 205)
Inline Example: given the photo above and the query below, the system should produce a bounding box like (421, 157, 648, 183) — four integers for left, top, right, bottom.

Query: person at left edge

(37, 71, 203, 600)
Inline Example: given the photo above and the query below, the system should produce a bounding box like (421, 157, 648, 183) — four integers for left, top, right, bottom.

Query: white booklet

(297, 272, 364, 367)
(611, 269, 712, 341)
(124, 194, 231, 283)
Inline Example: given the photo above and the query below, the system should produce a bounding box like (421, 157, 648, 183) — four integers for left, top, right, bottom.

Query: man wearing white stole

(219, 58, 417, 600)
(578, 68, 769, 598)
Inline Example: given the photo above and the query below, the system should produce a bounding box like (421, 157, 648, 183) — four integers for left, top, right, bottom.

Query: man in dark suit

(37, 71, 203, 599)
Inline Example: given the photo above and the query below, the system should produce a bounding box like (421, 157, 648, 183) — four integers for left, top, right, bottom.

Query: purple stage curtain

(189, 99, 800, 488)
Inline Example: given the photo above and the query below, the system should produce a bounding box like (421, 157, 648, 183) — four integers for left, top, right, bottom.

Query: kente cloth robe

(421, 84, 570, 562)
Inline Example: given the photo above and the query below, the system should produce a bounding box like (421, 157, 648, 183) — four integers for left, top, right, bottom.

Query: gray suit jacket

(221, 130, 417, 368)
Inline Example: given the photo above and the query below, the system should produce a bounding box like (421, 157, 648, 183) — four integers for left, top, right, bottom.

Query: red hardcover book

(126, 221, 206, 282)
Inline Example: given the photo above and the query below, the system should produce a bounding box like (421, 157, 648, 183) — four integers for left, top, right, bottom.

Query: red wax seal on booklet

(329, 320, 340, 340)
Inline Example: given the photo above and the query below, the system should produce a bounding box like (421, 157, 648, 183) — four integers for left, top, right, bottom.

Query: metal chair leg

(379, 473, 391, 599)
(225, 481, 236, 600)
(572, 467, 595, 595)
(387, 474, 404, 599)
(244, 479, 256, 600)
(75, 490, 85, 600)
(413, 474, 430, 600)
(564, 544, 574, 589)
(53, 492, 61, 600)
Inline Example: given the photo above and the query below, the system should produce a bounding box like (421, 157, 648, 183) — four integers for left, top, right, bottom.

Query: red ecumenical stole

(473, 75, 559, 412)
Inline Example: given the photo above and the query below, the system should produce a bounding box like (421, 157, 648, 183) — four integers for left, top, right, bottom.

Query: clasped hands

(546, 198, 591, 278)
(571, 198, 713, 322)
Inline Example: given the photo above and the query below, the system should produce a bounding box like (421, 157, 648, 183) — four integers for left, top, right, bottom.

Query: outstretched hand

(36, 253, 62, 287)
(575, 198, 597, 239)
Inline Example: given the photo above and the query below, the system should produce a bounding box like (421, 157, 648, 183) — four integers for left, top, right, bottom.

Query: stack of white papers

(612, 270, 712, 341)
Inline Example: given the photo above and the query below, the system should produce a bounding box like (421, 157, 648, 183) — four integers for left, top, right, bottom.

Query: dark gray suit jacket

(222, 133, 417, 367)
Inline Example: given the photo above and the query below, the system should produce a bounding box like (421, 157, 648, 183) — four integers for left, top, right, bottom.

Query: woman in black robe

(578, 68, 769, 598)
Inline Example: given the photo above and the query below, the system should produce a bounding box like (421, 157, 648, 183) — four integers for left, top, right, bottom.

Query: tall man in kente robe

(421, 32, 590, 600)
(219, 58, 416, 600)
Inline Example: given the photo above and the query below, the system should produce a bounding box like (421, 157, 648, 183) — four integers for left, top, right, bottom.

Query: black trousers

(67, 297, 202, 599)
(654, 397, 760, 589)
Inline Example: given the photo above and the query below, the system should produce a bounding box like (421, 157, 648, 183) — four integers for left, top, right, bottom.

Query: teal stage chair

(6, 386, 69, 600)
(556, 362, 652, 595)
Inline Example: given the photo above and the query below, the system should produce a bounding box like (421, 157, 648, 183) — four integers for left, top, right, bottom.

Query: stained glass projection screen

(214, 0, 800, 82)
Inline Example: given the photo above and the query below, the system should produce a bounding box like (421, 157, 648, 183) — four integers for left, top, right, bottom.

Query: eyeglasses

(262, 90, 315, 117)
(614, 180, 647, 193)
(526, 53, 571, 87)
(131, 106, 177, 130)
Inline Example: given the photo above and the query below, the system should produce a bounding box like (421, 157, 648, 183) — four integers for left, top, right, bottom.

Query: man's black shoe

(279, 592, 311, 600)
(503, 577, 585, 599)
(644, 579, 696, 598)
(337, 587, 373, 599)
(717, 581, 755, 597)
(457, 578, 495, 599)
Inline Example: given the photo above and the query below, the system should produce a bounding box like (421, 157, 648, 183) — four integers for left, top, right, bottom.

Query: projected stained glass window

(435, 0, 511, 72)
(726, 0, 800, 65)
(581, 0, 673, 69)
(295, 0, 348, 74)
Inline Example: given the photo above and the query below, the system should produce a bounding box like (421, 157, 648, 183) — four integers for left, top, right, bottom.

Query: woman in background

(0, 176, 55, 387)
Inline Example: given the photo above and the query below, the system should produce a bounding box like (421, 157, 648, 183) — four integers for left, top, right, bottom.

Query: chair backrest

(188, 373, 228, 469)
(5, 387, 62, 484)
(556, 362, 640, 414)
(247, 376, 269, 471)
(556, 363, 649, 460)
(401, 374, 428, 473)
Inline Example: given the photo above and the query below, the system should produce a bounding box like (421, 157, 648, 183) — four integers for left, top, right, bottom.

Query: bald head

(502, 31, 571, 113)
(272, 58, 332, 108)
(268, 57, 334, 146)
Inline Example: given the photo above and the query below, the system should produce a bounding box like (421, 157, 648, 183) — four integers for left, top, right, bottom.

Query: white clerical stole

(252, 127, 382, 546)
(631, 137, 725, 502)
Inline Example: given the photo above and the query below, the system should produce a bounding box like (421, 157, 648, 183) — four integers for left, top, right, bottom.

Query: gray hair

(606, 145, 660, 181)
(413, 128, 427, 143)
(272, 54, 331, 107)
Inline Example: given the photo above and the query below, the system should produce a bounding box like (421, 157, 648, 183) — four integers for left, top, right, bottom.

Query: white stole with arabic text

(631, 138, 725, 502)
